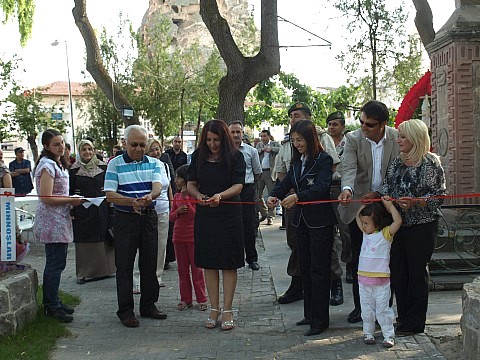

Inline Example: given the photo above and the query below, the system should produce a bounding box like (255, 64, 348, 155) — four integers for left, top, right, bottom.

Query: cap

(14, 147, 25, 153)
(288, 102, 311, 116)
(326, 111, 345, 122)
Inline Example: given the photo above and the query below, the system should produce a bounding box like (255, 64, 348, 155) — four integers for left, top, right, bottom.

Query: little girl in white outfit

(356, 198, 402, 348)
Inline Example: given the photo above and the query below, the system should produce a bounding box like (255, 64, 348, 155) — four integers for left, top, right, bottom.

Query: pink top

(169, 192, 196, 243)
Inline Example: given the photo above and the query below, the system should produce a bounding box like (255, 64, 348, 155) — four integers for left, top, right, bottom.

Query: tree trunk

(412, 0, 435, 53)
(27, 134, 39, 163)
(200, 0, 280, 124)
(72, 0, 139, 127)
(195, 103, 203, 148)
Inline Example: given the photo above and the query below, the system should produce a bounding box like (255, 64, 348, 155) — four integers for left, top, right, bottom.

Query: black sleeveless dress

(187, 150, 245, 270)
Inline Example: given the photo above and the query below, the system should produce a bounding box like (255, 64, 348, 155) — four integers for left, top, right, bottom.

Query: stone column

(427, 1, 480, 204)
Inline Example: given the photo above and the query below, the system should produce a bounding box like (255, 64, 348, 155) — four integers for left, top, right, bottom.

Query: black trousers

(113, 211, 159, 320)
(285, 205, 301, 277)
(296, 221, 334, 329)
(240, 184, 257, 264)
(349, 220, 363, 309)
(390, 220, 437, 332)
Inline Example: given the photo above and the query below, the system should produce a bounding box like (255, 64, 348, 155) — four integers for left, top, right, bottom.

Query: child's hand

(382, 196, 395, 212)
(177, 205, 188, 215)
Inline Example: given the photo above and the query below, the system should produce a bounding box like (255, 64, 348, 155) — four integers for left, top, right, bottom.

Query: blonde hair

(398, 119, 430, 166)
(145, 138, 161, 157)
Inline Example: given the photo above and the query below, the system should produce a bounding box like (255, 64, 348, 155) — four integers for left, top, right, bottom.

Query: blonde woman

(380, 119, 446, 336)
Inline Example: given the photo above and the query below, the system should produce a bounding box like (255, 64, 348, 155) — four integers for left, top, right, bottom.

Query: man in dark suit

(338, 100, 399, 323)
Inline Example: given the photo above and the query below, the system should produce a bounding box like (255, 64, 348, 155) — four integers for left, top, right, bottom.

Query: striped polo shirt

(104, 153, 163, 212)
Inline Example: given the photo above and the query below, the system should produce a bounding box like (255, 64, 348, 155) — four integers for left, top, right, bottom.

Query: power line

(277, 15, 332, 49)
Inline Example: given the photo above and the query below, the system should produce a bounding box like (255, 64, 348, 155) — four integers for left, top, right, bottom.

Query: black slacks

(296, 220, 334, 329)
(113, 211, 159, 320)
(390, 220, 438, 332)
(240, 184, 257, 264)
(348, 220, 363, 309)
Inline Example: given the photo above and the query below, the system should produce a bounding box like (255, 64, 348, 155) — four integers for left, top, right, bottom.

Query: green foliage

(80, 15, 137, 153)
(245, 71, 360, 129)
(390, 34, 424, 101)
(332, 0, 408, 100)
(4, 85, 65, 149)
(0, 287, 80, 360)
(0, 0, 35, 46)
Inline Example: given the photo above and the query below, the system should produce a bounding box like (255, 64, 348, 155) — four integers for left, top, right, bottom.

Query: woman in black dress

(187, 120, 246, 331)
(70, 139, 115, 284)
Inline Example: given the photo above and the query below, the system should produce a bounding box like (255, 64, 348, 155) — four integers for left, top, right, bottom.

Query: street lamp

(51, 40, 75, 150)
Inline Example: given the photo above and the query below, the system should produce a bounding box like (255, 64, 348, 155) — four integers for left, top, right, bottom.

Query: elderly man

(9, 147, 34, 196)
(338, 100, 399, 323)
(229, 121, 263, 271)
(274, 102, 341, 304)
(256, 129, 280, 225)
(105, 125, 168, 328)
(165, 136, 187, 171)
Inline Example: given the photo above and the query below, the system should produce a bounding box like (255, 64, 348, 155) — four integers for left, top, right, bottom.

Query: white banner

(1, 188, 16, 262)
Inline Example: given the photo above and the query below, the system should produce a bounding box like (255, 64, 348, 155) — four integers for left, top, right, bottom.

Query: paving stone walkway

(24, 223, 447, 360)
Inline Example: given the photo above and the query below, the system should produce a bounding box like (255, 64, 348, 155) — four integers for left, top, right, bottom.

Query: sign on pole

(1, 188, 16, 262)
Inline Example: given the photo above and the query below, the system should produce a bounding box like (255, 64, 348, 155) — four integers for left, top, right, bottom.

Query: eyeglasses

(359, 120, 381, 128)
(128, 142, 146, 148)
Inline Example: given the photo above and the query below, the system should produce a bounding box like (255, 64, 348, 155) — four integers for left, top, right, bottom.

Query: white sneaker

(383, 337, 395, 348)
(364, 335, 376, 345)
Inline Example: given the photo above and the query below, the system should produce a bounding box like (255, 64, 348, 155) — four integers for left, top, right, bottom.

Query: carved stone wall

(428, 4, 480, 205)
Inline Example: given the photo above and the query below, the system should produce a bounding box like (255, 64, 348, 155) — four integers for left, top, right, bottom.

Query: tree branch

(72, 0, 138, 126)
(412, 0, 435, 52)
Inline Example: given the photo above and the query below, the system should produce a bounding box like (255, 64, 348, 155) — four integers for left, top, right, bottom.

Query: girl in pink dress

(170, 164, 207, 311)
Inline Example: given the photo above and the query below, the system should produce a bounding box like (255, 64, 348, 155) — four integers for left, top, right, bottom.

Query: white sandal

(204, 309, 220, 329)
(221, 309, 235, 331)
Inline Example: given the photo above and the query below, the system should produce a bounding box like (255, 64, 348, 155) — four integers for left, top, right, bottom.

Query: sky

(0, 0, 456, 90)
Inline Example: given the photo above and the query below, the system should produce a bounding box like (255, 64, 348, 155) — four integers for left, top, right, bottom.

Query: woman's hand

(281, 194, 298, 209)
(196, 194, 209, 207)
(206, 193, 221, 208)
(266, 196, 278, 209)
(396, 196, 416, 210)
(338, 189, 352, 205)
(69, 197, 86, 207)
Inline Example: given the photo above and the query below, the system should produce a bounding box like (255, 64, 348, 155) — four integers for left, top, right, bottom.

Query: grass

(0, 286, 80, 360)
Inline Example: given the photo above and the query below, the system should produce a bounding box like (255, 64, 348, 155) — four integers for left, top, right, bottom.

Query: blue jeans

(43, 243, 68, 310)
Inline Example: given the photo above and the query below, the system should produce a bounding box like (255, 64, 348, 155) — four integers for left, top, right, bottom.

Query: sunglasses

(359, 120, 381, 128)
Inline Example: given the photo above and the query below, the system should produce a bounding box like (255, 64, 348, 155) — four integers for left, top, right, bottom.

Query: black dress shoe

(329, 279, 344, 306)
(304, 327, 326, 336)
(60, 303, 75, 315)
(45, 308, 73, 323)
(248, 262, 260, 271)
(121, 316, 139, 328)
(347, 308, 362, 323)
(140, 309, 167, 320)
(278, 291, 303, 304)
(395, 325, 423, 337)
(296, 318, 310, 326)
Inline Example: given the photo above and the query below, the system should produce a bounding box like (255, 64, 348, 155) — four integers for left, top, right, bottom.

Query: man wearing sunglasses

(337, 100, 399, 324)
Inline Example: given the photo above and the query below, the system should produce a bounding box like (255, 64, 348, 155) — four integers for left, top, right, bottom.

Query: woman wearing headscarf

(69, 139, 115, 284)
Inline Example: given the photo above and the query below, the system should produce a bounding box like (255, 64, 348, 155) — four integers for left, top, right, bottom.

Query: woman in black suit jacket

(268, 120, 337, 336)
